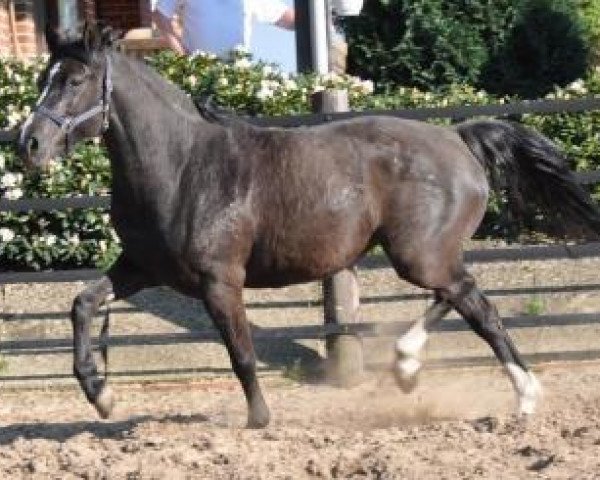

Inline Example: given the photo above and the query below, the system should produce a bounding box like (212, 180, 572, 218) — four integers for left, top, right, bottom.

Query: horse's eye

(68, 77, 85, 88)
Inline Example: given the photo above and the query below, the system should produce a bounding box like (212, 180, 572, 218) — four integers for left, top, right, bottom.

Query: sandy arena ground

(1, 364, 600, 479)
(2, 255, 600, 478)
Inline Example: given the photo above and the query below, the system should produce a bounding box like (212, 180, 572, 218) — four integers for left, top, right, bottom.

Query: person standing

(152, 0, 295, 57)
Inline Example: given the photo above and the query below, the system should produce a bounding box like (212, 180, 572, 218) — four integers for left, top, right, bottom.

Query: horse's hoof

(246, 408, 270, 429)
(394, 357, 421, 393)
(505, 364, 543, 416)
(395, 370, 420, 393)
(93, 385, 114, 419)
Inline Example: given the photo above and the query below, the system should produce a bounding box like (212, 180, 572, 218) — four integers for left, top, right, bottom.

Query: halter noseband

(34, 55, 113, 149)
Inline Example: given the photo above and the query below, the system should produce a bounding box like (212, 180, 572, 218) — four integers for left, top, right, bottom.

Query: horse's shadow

(126, 287, 324, 380)
(0, 413, 209, 445)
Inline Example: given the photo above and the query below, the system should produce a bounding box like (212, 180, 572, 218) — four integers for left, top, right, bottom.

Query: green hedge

(343, 0, 592, 98)
(1, 51, 600, 271)
(578, 0, 600, 65)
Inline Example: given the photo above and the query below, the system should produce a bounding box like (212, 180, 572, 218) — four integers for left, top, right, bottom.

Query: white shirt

(155, 0, 289, 56)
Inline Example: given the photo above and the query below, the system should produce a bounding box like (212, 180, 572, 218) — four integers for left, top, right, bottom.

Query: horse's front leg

(71, 255, 148, 418)
(203, 279, 269, 428)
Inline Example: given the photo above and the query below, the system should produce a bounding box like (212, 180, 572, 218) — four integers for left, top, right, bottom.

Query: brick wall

(79, 0, 97, 22)
(0, 0, 37, 57)
(14, 0, 36, 56)
(0, 0, 148, 57)
(0, 1, 10, 55)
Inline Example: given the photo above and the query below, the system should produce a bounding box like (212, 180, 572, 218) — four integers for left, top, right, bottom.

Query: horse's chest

(111, 205, 174, 261)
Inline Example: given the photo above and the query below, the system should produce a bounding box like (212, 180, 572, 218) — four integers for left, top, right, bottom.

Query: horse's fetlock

(235, 355, 257, 377)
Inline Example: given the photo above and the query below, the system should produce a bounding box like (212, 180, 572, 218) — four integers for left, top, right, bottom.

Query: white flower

(217, 76, 229, 87)
(7, 111, 22, 127)
(44, 234, 57, 246)
(101, 213, 111, 225)
(99, 240, 108, 252)
(359, 79, 374, 94)
(234, 58, 252, 69)
(257, 87, 273, 100)
(262, 65, 273, 76)
(1, 172, 23, 188)
(256, 80, 276, 100)
(0, 153, 5, 170)
(566, 79, 587, 95)
(233, 44, 250, 55)
(188, 75, 198, 87)
(0, 227, 15, 243)
(283, 79, 297, 90)
(321, 72, 340, 83)
(4, 187, 23, 200)
(67, 233, 80, 246)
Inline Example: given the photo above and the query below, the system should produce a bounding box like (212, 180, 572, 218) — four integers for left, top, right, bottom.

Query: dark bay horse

(18, 24, 600, 428)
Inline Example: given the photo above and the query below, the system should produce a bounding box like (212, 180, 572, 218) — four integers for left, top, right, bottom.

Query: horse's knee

(232, 350, 257, 379)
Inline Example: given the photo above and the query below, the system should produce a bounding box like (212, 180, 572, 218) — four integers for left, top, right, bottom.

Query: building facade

(0, 0, 152, 57)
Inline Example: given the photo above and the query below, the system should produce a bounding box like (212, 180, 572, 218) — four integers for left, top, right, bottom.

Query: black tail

(456, 119, 600, 238)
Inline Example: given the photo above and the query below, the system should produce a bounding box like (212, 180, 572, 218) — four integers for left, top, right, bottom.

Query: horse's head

(18, 23, 120, 169)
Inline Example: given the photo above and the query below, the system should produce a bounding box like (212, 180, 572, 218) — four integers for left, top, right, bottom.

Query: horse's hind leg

(440, 271, 542, 415)
(203, 280, 269, 428)
(395, 294, 451, 391)
(72, 255, 149, 418)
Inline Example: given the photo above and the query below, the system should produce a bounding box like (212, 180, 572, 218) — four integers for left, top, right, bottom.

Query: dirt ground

(1, 363, 600, 479)
(2, 254, 600, 479)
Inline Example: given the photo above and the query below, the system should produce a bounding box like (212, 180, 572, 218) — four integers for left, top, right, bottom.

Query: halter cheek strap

(34, 55, 113, 149)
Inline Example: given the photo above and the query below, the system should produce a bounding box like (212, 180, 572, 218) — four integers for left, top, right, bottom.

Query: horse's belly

(244, 226, 373, 288)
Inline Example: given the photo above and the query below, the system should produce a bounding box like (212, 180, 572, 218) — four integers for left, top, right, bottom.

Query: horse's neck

(104, 52, 220, 198)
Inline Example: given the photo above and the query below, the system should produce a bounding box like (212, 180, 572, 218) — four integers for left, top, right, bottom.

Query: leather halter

(34, 55, 113, 149)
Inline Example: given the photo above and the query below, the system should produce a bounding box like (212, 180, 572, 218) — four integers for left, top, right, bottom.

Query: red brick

(0, 0, 151, 57)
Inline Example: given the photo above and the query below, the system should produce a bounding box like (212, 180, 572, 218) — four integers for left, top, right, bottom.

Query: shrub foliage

(343, 0, 590, 98)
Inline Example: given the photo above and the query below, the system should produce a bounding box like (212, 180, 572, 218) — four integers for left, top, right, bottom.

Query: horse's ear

(82, 21, 102, 51)
(45, 23, 62, 54)
(100, 25, 125, 48)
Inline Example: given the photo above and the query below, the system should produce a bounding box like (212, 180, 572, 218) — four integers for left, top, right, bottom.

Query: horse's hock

(3, 254, 600, 386)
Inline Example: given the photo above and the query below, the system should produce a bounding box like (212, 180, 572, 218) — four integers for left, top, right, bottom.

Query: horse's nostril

(28, 136, 39, 156)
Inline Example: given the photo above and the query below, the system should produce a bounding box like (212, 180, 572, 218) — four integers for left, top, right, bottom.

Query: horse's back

(238, 116, 487, 287)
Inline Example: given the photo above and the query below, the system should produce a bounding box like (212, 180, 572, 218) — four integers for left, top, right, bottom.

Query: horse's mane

(193, 96, 235, 125)
(193, 95, 252, 129)
(120, 54, 202, 117)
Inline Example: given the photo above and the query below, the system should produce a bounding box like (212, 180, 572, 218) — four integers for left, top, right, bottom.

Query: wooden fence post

(312, 89, 364, 387)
